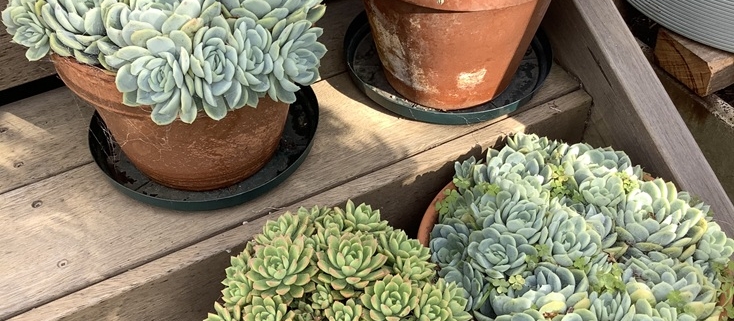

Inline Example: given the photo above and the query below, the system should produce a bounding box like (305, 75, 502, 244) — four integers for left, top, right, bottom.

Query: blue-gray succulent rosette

(430, 133, 734, 321)
(2, 0, 326, 125)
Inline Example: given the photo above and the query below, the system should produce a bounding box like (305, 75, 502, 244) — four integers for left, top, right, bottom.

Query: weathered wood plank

(0, 89, 94, 193)
(0, 0, 56, 92)
(12, 89, 591, 321)
(655, 28, 734, 97)
(542, 0, 734, 236)
(0, 65, 580, 319)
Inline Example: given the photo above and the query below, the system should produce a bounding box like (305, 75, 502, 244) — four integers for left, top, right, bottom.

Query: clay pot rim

(50, 53, 253, 123)
(398, 0, 535, 12)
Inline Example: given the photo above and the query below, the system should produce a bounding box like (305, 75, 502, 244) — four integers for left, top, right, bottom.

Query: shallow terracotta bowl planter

(363, 0, 552, 110)
(52, 55, 289, 191)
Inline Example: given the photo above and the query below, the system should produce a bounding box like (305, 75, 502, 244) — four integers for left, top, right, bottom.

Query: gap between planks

(11, 89, 592, 321)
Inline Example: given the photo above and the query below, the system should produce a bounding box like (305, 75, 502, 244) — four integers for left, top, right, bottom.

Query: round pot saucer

(344, 11, 553, 125)
(88, 86, 319, 211)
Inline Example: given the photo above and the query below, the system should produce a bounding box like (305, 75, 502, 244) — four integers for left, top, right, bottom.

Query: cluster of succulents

(206, 201, 472, 321)
(2, 0, 327, 124)
(430, 133, 734, 321)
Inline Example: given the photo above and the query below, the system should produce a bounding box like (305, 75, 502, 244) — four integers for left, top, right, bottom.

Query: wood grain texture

(0, 89, 94, 193)
(637, 39, 734, 210)
(655, 28, 734, 97)
(11, 90, 591, 321)
(542, 0, 734, 236)
(0, 65, 580, 319)
(0, 0, 56, 91)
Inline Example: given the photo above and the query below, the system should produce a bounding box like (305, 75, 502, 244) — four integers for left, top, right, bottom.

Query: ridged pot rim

(397, 0, 536, 12)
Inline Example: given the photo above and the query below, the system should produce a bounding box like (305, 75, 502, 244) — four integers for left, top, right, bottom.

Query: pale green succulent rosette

(334, 200, 390, 233)
(467, 227, 538, 279)
(616, 179, 708, 259)
(694, 223, 734, 265)
(539, 204, 603, 268)
(488, 263, 590, 320)
(484, 198, 547, 245)
(255, 209, 315, 245)
(439, 261, 490, 313)
(315, 231, 389, 299)
(392, 256, 436, 286)
(229, 16, 273, 107)
(188, 21, 241, 120)
(266, 19, 326, 103)
(246, 235, 317, 303)
(323, 299, 362, 321)
(622, 255, 719, 319)
(243, 296, 290, 321)
(226, 0, 325, 30)
(39, 0, 106, 64)
(414, 279, 472, 321)
(360, 275, 420, 321)
(2, 0, 51, 61)
(587, 291, 635, 321)
(112, 35, 196, 125)
(221, 242, 255, 308)
(430, 220, 470, 269)
(379, 228, 430, 265)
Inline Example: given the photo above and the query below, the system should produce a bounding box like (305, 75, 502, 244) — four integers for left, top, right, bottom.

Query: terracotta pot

(52, 55, 289, 191)
(363, 0, 551, 110)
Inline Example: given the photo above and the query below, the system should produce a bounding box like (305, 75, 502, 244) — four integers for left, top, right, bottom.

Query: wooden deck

(0, 0, 730, 320)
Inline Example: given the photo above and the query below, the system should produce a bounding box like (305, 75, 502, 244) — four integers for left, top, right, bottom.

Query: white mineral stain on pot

(457, 69, 487, 89)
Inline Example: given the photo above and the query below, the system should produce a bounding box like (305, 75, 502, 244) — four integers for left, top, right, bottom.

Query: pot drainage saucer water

(88, 86, 319, 211)
(344, 11, 553, 125)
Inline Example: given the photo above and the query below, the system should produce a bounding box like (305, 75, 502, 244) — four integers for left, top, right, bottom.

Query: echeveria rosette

(430, 220, 470, 269)
(392, 256, 436, 286)
(338, 200, 390, 233)
(246, 235, 317, 303)
(379, 228, 430, 266)
(226, 0, 325, 30)
(2, 0, 51, 61)
(243, 296, 290, 321)
(616, 179, 707, 259)
(540, 204, 603, 268)
(694, 223, 734, 266)
(439, 261, 490, 313)
(578, 173, 627, 208)
(467, 227, 537, 279)
(310, 282, 332, 310)
(484, 198, 547, 245)
(228, 16, 273, 108)
(39, 0, 106, 64)
(221, 241, 256, 308)
(112, 35, 196, 125)
(622, 255, 719, 319)
(414, 279, 472, 321)
(266, 19, 326, 103)
(323, 299, 362, 321)
(360, 275, 420, 321)
(189, 21, 241, 120)
(488, 263, 590, 320)
(255, 209, 315, 245)
(315, 231, 389, 299)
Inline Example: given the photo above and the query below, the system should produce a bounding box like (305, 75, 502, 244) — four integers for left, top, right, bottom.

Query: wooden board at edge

(11, 90, 592, 321)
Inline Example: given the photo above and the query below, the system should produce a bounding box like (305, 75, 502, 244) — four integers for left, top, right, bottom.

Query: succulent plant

(360, 274, 420, 321)
(3, 0, 327, 125)
(210, 202, 469, 320)
(246, 235, 317, 303)
(429, 133, 734, 321)
(40, 0, 106, 64)
(414, 279, 473, 321)
(323, 299, 362, 321)
(316, 231, 388, 299)
(2, 0, 51, 60)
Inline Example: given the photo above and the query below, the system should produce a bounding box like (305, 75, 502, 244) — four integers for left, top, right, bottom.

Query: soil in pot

(363, 0, 551, 110)
(52, 55, 289, 191)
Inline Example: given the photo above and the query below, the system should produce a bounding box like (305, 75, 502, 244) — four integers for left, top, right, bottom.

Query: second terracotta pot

(363, 0, 552, 110)
(53, 55, 289, 191)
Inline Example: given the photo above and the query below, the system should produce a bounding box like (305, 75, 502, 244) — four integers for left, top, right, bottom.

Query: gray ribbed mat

(628, 0, 734, 53)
